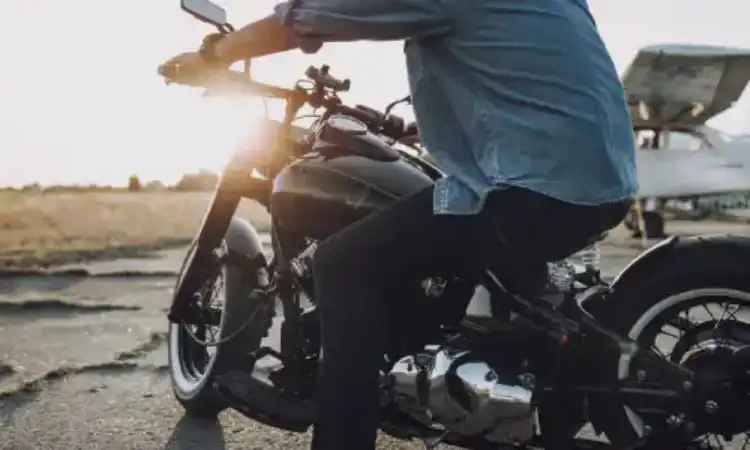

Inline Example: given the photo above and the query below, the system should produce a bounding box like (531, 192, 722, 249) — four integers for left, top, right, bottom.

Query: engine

(386, 345, 536, 445)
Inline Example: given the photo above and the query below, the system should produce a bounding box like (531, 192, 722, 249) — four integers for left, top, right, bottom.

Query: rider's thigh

(311, 185, 496, 290)
(486, 187, 631, 262)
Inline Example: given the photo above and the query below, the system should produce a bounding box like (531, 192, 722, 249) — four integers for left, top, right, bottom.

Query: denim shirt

(274, 0, 637, 215)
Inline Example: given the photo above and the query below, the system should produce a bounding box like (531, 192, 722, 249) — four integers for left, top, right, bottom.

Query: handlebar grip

(158, 63, 179, 80)
(158, 62, 208, 87)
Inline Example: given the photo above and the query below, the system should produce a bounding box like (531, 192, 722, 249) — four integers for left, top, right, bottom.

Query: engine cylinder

(388, 347, 535, 445)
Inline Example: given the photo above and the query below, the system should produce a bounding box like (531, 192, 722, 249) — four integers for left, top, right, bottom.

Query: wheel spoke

(634, 296, 750, 449)
(714, 302, 731, 331)
(725, 304, 742, 322)
(178, 264, 227, 379)
(703, 304, 718, 321)
(670, 313, 696, 333)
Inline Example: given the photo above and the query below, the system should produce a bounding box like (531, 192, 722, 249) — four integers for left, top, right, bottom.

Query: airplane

(622, 44, 750, 238)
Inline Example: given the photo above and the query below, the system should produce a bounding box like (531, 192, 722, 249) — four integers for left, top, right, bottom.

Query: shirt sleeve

(273, 0, 451, 51)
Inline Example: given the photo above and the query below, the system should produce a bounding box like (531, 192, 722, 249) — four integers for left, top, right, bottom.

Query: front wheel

(599, 275, 750, 449)
(168, 240, 272, 417)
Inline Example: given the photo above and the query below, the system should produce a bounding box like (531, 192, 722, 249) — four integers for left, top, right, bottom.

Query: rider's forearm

(215, 16, 300, 64)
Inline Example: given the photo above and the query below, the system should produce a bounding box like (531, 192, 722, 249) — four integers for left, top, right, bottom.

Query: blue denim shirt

(275, 0, 637, 215)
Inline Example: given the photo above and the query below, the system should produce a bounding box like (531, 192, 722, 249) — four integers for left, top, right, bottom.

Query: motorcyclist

(159, 0, 637, 449)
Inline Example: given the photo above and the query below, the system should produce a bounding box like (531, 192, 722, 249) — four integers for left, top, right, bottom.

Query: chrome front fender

(225, 215, 266, 260)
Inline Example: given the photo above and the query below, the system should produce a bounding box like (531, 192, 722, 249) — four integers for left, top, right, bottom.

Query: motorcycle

(163, 1, 750, 448)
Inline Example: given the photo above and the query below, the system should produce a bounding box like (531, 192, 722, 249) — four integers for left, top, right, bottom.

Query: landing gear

(632, 211, 666, 239)
(623, 200, 667, 239)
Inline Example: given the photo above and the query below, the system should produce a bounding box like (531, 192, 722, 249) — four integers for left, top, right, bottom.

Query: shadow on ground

(164, 415, 226, 450)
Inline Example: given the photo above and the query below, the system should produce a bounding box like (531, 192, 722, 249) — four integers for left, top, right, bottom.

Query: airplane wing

(624, 44, 750, 130)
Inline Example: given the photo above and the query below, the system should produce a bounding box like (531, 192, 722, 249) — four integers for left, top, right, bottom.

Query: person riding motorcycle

(159, 0, 637, 449)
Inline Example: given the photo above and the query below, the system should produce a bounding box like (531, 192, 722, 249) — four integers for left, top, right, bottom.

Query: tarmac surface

(2, 221, 750, 450)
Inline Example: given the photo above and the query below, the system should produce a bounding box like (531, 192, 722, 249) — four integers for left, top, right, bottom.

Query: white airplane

(622, 44, 750, 238)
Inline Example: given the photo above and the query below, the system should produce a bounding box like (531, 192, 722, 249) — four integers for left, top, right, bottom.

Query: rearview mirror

(181, 0, 227, 26)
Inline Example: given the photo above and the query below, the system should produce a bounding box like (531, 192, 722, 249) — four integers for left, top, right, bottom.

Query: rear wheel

(600, 276, 750, 449)
(168, 241, 273, 417)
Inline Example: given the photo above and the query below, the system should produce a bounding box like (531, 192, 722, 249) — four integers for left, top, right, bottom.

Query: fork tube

(168, 164, 245, 322)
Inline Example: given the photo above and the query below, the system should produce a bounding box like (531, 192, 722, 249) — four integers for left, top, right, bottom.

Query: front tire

(168, 225, 271, 418)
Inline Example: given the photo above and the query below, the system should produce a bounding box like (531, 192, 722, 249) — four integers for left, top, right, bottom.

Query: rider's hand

(157, 51, 227, 86)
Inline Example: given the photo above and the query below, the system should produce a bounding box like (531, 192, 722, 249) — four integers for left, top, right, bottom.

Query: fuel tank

(270, 132, 435, 241)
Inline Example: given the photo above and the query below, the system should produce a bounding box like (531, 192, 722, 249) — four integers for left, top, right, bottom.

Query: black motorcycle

(162, 1, 750, 448)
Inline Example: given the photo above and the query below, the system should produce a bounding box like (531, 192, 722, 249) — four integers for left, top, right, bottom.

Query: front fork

(168, 96, 306, 324)
(168, 155, 270, 323)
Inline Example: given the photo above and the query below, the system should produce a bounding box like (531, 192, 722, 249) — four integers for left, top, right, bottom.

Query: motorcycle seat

(486, 229, 609, 299)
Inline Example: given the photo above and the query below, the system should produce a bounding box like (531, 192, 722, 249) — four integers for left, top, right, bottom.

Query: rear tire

(168, 239, 271, 418)
(597, 274, 750, 447)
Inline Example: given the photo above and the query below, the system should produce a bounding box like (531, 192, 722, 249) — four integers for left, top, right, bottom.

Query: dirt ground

(1, 190, 749, 271)
(0, 191, 271, 269)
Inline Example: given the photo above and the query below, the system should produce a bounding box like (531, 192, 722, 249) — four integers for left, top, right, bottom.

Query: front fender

(225, 215, 266, 260)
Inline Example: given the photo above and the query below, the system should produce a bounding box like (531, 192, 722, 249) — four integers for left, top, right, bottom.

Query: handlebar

(159, 64, 294, 100)
(159, 63, 414, 140)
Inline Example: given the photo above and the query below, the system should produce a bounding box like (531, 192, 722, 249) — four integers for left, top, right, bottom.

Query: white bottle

(576, 243, 601, 273)
(547, 260, 575, 292)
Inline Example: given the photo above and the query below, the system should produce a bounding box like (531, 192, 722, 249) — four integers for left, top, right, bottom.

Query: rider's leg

(309, 185, 629, 450)
(310, 185, 497, 450)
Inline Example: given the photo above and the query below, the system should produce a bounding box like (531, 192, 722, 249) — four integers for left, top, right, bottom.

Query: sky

(1, 0, 750, 187)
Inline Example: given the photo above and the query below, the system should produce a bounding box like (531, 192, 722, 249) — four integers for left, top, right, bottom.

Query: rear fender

(612, 234, 750, 288)
(591, 234, 750, 322)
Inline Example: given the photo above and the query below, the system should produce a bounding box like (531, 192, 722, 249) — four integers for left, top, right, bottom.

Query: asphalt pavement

(1, 221, 749, 450)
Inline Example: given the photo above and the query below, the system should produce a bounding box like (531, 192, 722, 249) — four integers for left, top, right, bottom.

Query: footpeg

(214, 370, 314, 432)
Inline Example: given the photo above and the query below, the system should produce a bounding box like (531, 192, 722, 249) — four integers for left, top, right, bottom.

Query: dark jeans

(309, 185, 630, 450)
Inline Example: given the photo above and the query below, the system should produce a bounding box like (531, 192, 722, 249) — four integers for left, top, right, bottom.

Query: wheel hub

(680, 339, 750, 438)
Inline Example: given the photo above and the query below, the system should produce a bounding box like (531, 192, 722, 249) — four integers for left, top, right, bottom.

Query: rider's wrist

(200, 33, 231, 68)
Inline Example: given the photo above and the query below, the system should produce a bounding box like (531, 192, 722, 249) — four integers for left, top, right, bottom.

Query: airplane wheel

(623, 214, 637, 231)
(631, 211, 666, 239)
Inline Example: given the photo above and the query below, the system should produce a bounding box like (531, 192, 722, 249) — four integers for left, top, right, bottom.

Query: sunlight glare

(188, 94, 273, 175)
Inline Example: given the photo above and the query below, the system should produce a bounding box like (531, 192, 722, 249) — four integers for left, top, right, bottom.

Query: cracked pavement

(1, 222, 749, 449)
